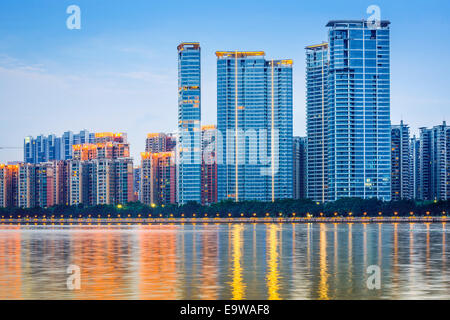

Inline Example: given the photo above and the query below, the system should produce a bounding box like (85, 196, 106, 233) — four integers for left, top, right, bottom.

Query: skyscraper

(419, 122, 450, 201)
(216, 51, 293, 202)
(306, 43, 329, 203)
(409, 136, 421, 199)
(326, 20, 391, 201)
(293, 137, 307, 200)
(419, 127, 432, 200)
(177, 42, 201, 204)
(391, 121, 411, 200)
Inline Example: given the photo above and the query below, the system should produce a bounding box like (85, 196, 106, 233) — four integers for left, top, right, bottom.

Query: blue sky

(0, 0, 449, 163)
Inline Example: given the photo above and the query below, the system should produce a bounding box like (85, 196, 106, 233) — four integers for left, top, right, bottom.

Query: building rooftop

(305, 43, 329, 50)
(215, 51, 265, 58)
(326, 20, 391, 27)
(177, 42, 200, 51)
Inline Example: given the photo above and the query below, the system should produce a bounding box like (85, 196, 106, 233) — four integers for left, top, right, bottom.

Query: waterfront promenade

(0, 216, 447, 225)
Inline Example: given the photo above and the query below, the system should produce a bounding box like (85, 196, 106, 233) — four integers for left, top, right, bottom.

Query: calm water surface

(0, 223, 448, 300)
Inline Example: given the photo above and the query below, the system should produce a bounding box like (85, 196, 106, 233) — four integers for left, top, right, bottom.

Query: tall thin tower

(306, 43, 329, 203)
(177, 42, 201, 204)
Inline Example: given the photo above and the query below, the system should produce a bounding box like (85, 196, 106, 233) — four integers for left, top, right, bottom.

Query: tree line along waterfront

(0, 198, 449, 220)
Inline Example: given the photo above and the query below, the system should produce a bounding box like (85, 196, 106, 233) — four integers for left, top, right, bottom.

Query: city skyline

(1, 1, 450, 164)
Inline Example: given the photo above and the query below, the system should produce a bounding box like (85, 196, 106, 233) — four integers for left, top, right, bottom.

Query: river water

(0, 223, 448, 300)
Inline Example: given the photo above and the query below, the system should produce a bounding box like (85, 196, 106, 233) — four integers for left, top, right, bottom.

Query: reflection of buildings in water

(138, 225, 178, 300)
(333, 223, 338, 286)
(199, 227, 219, 300)
(443, 223, 446, 272)
(290, 224, 313, 299)
(347, 223, 353, 284)
(266, 224, 280, 300)
(0, 223, 448, 300)
(70, 229, 137, 300)
(230, 224, 245, 300)
(318, 223, 329, 300)
(392, 223, 399, 292)
(0, 227, 21, 299)
(378, 223, 383, 267)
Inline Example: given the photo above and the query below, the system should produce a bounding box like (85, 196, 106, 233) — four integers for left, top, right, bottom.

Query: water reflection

(0, 223, 448, 300)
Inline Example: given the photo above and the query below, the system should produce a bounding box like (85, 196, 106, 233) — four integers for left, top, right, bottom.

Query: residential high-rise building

(111, 158, 134, 205)
(69, 160, 85, 206)
(17, 163, 36, 208)
(93, 132, 127, 144)
(25, 130, 100, 163)
(0, 165, 7, 208)
(72, 142, 130, 161)
(53, 160, 70, 206)
(35, 162, 55, 208)
(417, 122, 450, 201)
(0, 164, 18, 208)
(133, 166, 140, 202)
(140, 153, 153, 206)
(306, 43, 329, 203)
(177, 42, 202, 204)
(326, 20, 391, 201)
(391, 121, 411, 200)
(140, 152, 176, 206)
(146, 133, 176, 153)
(419, 127, 432, 200)
(24, 134, 62, 164)
(432, 122, 450, 201)
(410, 136, 421, 199)
(293, 137, 307, 200)
(201, 125, 218, 205)
(216, 51, 293, 202)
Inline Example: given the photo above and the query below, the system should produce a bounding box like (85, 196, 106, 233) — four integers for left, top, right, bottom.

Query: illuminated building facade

(17, 163, 36, 208)
(35, 162, 55, 208)
(140, 152, 176, 206)
(216, 51, 293, 202)
(306, 43, 329, 203)
(177, 42, 202, 204)
(391, 121, 411, 200)
(201, 125, 218, 205)
(133, 166, 140, 202)
(24, 131, 126, 163)
(0, 164, 18, 208)
(146, 133, 176, 153)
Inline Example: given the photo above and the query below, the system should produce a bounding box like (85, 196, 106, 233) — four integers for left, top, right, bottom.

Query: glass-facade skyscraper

(177, 43, 201, 204)
(306, 43, 329, 203)
(326, 20, 391, 201)
(216, 51, 293, 202)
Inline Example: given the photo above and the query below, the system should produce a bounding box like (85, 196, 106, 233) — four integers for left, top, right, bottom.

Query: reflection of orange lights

(199, 230, 219, 299)
(230, 224, 245, 300)
(266, 224, 280, 300)
(138, 225, 178, 300)
(0, 227, 21, 299)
